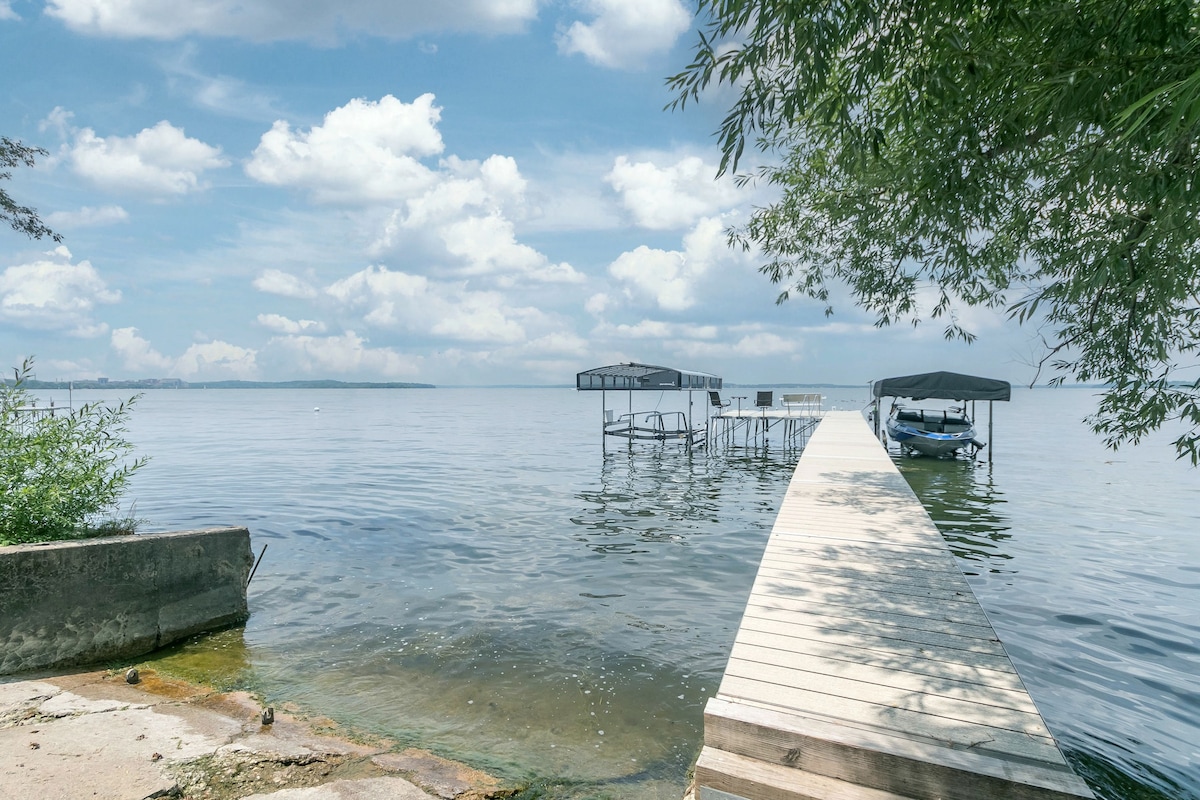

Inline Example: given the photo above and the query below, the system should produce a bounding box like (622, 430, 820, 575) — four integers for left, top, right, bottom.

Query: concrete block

(0, 527, 253, 675)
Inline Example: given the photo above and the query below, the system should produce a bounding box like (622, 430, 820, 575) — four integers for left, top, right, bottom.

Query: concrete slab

(243, 777, 432, 799)
(0, 669, 507, 800)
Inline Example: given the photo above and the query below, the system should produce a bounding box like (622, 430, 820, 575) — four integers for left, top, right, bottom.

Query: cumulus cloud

(606, 155, 739, 230)
(175, 340, 258, 378)
(437, 213, 583, 284)
(246, 94, 443, 203)
(66, 121, 228, 195)
(0, 246, 119, 337)
(594, 319, 719, 340)
(253, 269, 319, 299)
(585, 293, 612, 316)
(607, 216, 747, 311)
(363, 152, 581, 285)
(256, 313, 327, 334)
(43, 0, 539, 43)
(1, 1, 18, 20)
(325, 264, 531, 344)
(558, 0, 691, 69)
(110, 327, 175, 372)
(609, 246, 692, 311)
(44, 205, 129, 228)
(674, 331, 803, 361)
(110, 327, 257, 378)
(266, 331, 420, 378)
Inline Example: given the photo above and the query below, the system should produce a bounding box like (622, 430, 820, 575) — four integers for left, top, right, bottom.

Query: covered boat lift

(576, 362, 721, 451)
(871, 370, 1011, 461)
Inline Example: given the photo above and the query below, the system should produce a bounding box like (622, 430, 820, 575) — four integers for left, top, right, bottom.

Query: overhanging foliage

(670, 0, 1200, 461)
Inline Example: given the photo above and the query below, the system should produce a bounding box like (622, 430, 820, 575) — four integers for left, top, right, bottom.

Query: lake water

(42, 385, 1199, 799)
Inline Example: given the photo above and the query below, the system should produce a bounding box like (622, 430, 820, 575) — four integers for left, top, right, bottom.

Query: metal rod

(246, 543, 268, 588)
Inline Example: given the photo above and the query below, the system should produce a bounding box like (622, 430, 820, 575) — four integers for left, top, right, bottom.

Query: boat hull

(886, 411, 978, 457)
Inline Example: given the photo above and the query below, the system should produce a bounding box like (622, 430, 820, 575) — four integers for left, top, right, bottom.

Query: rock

(126, 668, 140, 684)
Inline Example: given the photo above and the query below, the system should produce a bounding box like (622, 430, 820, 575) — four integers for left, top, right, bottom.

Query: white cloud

(175, 340, 258, 378)
(558, 0, 691, 69)
(66, 121, 228, 195)
(246, 94, 443, 203)
(256, 313, 327, 335)
(44, 205, 129, 228)
(0, 246, 119, 337)
(253, 269, 318, 299)
(110, 327, 175, 373)
(585, 293, 612, 316)
(610, 246, 693, 311)
(594, 319, 719, 340)
(110, 327, 258, 378)
(162, 45, 286, 122)
(325, 264, 532, 344)
(266, 331, 420, 378)
(606, 155, 739, 230)
(607, 216, 751, 311)
(674, 330, 803, 361)
(437, 213, 583, 284)
(44, 0, 539, 43)
(1, 1, 19, 21)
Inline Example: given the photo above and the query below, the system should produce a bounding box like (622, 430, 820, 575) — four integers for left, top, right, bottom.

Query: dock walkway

(695, 412, 1094, 800)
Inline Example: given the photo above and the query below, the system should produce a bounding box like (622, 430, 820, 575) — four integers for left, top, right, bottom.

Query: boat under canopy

(576, 362, 721, 450)
(871, 371, 1011, 460)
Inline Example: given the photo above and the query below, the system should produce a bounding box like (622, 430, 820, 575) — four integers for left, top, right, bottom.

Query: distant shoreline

(18, 379, 436, 390)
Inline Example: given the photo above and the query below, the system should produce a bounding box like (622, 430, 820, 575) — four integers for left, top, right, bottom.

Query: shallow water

(43, 385, 1200, 799)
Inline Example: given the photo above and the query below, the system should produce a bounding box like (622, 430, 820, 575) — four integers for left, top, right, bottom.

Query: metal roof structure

(872, 370, 1011, 402)
(576, 362, 722, 392)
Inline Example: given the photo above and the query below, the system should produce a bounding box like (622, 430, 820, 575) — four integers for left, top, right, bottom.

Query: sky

(1, 0, 1043, 387)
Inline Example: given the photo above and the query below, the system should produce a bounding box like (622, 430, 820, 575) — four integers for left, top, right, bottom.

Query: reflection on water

(891, 456, 1014, 574)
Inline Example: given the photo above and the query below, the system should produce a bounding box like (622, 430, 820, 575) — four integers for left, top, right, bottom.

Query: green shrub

(1, 357, 147, 545)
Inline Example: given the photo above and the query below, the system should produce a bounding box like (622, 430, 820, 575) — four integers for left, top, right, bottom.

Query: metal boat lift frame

(576, 363, 722, 452)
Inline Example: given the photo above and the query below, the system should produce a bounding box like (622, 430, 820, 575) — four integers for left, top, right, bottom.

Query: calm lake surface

(46, 385, 1199, 799)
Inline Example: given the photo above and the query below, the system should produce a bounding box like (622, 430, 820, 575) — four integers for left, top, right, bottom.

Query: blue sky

(1, 0, 1039, 386)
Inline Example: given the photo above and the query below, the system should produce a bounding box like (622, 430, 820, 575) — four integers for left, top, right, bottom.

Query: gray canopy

(872, 371, 1011, 402)
(576, 362, 722, 391)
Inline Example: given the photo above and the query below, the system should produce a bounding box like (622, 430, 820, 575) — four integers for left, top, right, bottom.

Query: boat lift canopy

(576, 362, 722, 392)
(576, 363, 722, 450)
(872, 371, 1011, 402)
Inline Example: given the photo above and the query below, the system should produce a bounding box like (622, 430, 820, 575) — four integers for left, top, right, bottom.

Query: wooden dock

(694, 412, 1094, 800)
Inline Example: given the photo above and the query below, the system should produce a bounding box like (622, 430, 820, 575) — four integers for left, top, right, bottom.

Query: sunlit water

(37, 386, 1199, 799)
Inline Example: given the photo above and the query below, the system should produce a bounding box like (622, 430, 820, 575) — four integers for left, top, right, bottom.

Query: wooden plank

(742, 589, 1000, 636)
(715, 676, 1059, 763)
(729, 634, 1030, 695)
(757, 551, 969, 586)
(724, 642, 1036, 714)
(718, 659, 1051, 736)
(758, 538, 963, 572)
(752, 565, 981, 605)
(702, 701, 1095, 800)
(744, 594, 998, 642)
(696, 746, 915, 800)
(733, 619, 1019, 676)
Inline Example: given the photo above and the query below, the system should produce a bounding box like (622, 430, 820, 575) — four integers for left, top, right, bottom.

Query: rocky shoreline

(0, 667, 513, 800)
